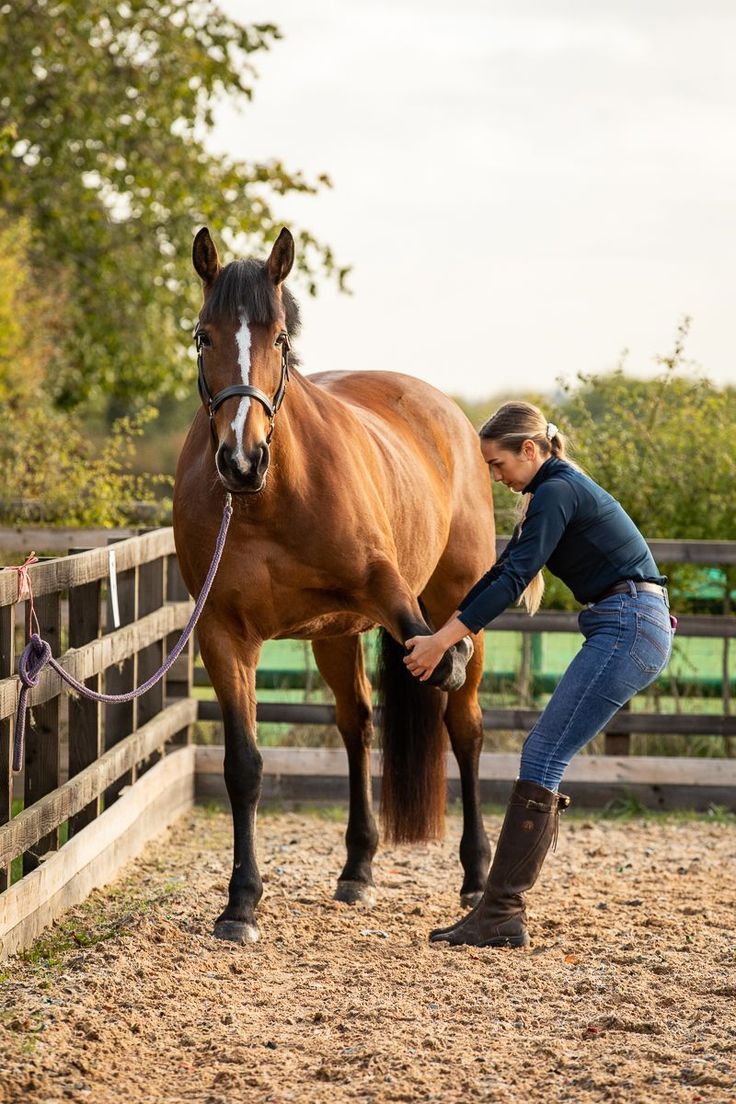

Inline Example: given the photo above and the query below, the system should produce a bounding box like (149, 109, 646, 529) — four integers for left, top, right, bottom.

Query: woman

(404, 401, 674, 949)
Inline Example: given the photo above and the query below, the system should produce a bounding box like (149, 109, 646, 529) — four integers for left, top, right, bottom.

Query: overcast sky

(212, 1, 736, 400)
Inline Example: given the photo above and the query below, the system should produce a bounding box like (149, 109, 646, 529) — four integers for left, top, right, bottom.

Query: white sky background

(211, 0, 736, 400)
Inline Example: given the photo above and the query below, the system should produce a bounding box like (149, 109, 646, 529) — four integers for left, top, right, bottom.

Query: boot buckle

(525, 797, 554, 812)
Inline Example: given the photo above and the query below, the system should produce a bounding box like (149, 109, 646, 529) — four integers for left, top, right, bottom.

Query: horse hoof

(436, 636, 474, 692)
(461, 891, 483, 909)
(213, 919, 260, 944)
(334, 880, 377, 907)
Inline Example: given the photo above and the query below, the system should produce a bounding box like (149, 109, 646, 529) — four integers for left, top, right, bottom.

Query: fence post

(0, 604, 14, 890)
(104, 541, 138, 807)
(604, 702, 631, 757)
(165, 553, 193, 745)
(724, 564, 733, 757)
(518, 633, 531, 708)
(23, 591, 61, 873)
(68, 551, 103, 836)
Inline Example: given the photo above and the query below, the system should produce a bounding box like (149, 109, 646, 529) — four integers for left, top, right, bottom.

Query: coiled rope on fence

(10, 494, 233, 772)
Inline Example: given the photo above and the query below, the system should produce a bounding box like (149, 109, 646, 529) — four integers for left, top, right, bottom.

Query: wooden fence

(0, 530, 195, 956)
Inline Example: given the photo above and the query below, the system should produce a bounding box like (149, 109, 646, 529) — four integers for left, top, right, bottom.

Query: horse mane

(200, 258, 301, 361)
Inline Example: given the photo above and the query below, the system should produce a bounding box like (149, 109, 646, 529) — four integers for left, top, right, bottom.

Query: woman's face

(480, 438, 543, 492)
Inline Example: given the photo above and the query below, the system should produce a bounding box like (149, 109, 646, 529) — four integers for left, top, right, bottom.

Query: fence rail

(197, 700, 736, 738)
(497, 536, 736, 565)
(0, 526, 142, 555)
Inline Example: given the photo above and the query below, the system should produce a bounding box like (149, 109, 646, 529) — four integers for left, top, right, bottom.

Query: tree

(0, 1, 347, 411)
(551, 320, 736, 543)
(547, 321, 736, 609)
(452, 321, 736, 610)
(0, 215, 165, 527)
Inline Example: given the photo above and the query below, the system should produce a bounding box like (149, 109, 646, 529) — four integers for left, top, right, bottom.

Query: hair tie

(546, 422, 558, 440)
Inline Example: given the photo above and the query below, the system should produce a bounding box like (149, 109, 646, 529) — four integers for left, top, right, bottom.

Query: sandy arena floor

(1, 805, 735, 1104)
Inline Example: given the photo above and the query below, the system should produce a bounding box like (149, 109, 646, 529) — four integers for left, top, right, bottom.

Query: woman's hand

(403, 633, 446, 682)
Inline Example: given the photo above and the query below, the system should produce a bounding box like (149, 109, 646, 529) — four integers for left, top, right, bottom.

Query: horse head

(192, 226, 299, 493)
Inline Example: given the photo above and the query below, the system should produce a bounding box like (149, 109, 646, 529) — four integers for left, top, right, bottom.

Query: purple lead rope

(12, 495, 233, 773)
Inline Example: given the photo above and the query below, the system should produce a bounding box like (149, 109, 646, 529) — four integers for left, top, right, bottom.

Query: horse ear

(193, 227, 221, 286)
(266, 227, 294, 286)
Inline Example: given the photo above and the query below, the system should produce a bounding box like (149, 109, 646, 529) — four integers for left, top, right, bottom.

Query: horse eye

(196, 331, 212, 348)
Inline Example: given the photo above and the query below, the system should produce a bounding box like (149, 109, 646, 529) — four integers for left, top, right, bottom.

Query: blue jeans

(519, 585, 674, 792)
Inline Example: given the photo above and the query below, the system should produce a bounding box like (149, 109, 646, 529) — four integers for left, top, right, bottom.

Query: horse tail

(376, 628, 446, 844)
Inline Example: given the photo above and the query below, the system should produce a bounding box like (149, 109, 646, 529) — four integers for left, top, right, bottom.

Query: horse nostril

(254, 443, 270, 477)
(217, 444, 234, 470)
(217, 444, 245, 479)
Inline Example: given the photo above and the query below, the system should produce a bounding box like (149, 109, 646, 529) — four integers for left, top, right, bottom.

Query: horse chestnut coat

(173, 227, 496, 944)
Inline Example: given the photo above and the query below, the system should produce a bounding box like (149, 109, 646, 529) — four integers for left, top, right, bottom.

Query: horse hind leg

(311, 635, 379, 906)
(444, 652, 492, 907)
(356, 559, 468, 843)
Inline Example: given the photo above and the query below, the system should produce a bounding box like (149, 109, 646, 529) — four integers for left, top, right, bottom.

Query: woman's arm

(405, 480, 577, 680)
(455, 538, 513, 612)
(457, 480, 576, 633)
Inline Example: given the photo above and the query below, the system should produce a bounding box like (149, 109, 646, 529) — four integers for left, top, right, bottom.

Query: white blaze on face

(230, 309, 251, 459)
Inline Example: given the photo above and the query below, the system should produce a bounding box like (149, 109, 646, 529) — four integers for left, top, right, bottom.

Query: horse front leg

(311, 636, 379, 906)
(198, 620, 263, 944)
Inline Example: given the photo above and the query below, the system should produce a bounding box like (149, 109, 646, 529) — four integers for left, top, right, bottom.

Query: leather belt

(592, 580, 668, 604)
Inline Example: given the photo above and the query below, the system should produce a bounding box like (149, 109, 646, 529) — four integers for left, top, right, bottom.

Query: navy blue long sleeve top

(457, 456, 666, 633)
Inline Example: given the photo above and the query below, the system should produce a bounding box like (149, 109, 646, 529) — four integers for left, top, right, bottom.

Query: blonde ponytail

(515, 492, 545, 614)
(479, 402, 572, 617)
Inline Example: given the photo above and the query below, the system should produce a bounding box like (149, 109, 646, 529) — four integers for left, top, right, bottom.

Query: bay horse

(173, 226, 497, 943)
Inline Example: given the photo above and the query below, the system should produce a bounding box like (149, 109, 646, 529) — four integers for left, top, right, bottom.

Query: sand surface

(1, 806, 735, 1103)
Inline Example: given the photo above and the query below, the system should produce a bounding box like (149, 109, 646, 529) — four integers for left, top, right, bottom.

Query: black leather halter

(195, 326, 291, 445)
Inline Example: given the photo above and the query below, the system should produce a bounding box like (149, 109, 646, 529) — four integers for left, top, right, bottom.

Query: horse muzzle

(216, 442, 270, 494)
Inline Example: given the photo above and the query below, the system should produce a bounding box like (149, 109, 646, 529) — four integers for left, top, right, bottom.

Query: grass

(236, 631, 732, 684)
(191, 630, 735, 755)
(201, 797, 736, 828)
(598, 795, 736, 825)
(201, 798, 351, 823)
(11, 878, 185, 973)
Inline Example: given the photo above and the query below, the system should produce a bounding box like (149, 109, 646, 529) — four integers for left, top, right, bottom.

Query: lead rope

(11, 494, 234, 772)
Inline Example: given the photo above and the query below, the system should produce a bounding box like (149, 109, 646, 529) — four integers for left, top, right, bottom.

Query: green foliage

(0, 1, 346, 411)
(0, 404, 170, 526)
(548, 319, 736, 608)
(550, 319, 736, 544)
(0, 216, 168, 525)
(0, 218, 57, 402)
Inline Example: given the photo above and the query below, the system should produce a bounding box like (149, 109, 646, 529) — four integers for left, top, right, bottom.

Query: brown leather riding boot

(429, 779, 570, 948)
